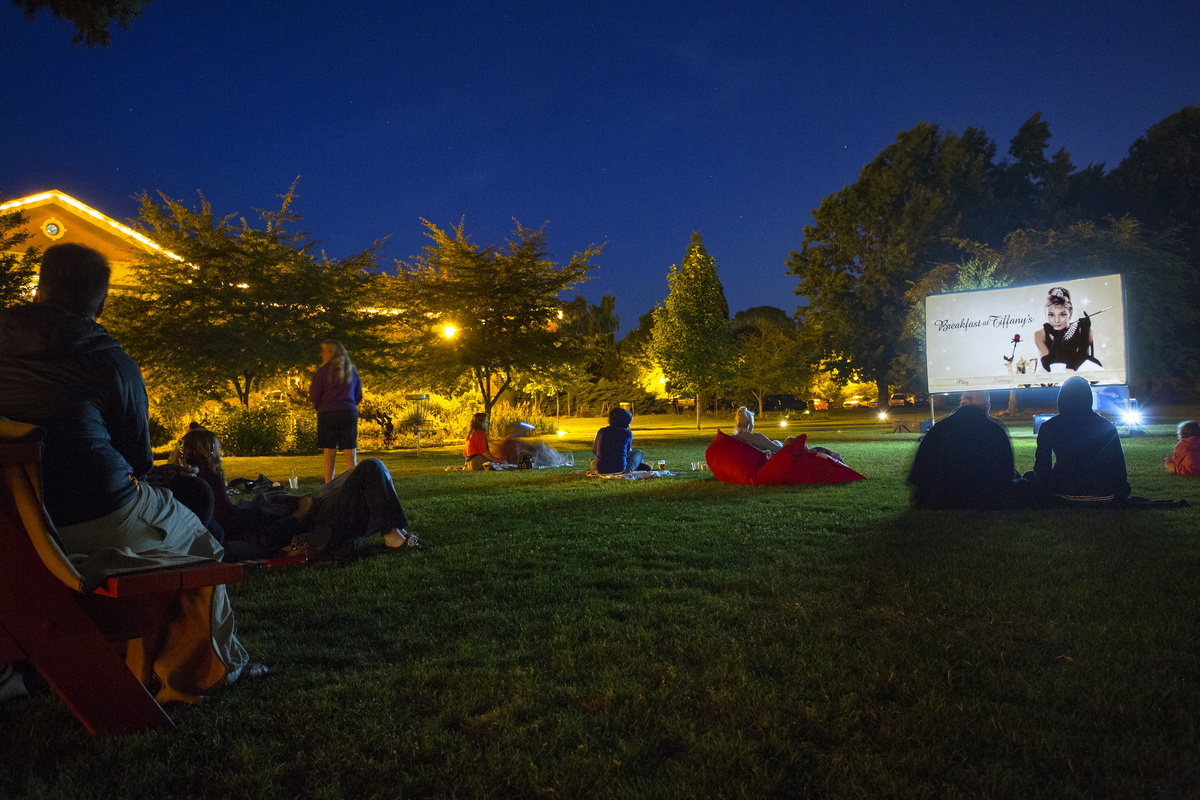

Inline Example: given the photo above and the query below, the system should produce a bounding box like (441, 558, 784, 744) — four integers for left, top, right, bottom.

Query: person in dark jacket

(0, 243, 258, 703)
(908, 390, 1018, 510)
(590, 407, 645, 474)
(1032, 376, 1131, 503)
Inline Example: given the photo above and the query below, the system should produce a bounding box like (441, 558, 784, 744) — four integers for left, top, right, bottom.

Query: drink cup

(288, 476, 299, 489)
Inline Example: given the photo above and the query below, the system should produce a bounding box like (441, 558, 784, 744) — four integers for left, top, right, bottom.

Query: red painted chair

(0, 422, 241, 736)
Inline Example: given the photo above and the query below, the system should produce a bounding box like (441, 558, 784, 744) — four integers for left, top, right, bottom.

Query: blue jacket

(593, 408, 634, 474)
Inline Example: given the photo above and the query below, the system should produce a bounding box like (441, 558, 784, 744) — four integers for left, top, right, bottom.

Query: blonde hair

(735, 406, 754, 433)
(180, 424, 226, 485)
(321, 339, 354, 384)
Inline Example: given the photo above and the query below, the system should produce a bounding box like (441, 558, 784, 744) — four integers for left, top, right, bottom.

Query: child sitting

(1164, 420, 1200, 476)
(590, 407, 648, 474)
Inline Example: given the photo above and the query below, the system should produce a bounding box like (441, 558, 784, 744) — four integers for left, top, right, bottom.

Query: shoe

(280, 525, 332, 560)
(384, 529, 420, 549)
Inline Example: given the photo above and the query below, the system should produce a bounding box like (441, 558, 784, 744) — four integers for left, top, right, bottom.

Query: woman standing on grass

(310, 339, 363, 483)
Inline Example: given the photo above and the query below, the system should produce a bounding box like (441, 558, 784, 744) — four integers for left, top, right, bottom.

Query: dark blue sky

(3, 2, 1198, 334)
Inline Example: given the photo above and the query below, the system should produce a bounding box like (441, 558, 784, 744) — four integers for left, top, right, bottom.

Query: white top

(734, 429, 783, 454)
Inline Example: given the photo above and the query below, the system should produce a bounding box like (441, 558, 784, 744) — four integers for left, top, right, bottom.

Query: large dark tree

(787, 122, 1001, 408)
(15, 0, 150, 46)
(389, 219, 603, 421)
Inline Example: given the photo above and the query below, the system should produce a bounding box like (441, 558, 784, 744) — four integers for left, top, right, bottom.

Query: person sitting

(590, 407, 647, 474)
(463, 413, 504, 471)
(0, 243, 259, 703)
(907, 390, 1018, 510)
(733, 406, 844, 462)
(1164, 420, 1200, 476)
(497, 422, 574, 469)
(1031, 376, 1131, 503)
(181, 424, 416, 561)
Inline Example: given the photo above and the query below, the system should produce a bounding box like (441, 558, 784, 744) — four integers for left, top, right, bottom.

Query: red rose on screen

(1012, 334, 1021, 343)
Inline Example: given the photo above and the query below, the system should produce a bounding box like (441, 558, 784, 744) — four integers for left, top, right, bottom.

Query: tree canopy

(389, 219, 603, 420)
(649, 232, 736, 428)
(105, 184, 390, 406)
(0, 200, 38, 308)
(16, 0, 150, 46)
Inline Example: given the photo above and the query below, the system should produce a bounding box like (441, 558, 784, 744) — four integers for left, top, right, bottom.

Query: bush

(208, 405, 290, 457)
(289, 408, 319, 455)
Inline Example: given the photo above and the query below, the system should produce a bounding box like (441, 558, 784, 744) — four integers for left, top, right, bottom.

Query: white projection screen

(925, 274, 1127, 393)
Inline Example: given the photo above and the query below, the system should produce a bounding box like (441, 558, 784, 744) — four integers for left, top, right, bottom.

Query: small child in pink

(1164, 420, 1200, 476)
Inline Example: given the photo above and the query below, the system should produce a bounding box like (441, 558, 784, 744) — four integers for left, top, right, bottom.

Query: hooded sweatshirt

(593, 407, 634, 474)
(1033, 376, 1131, 501)
(0, 303, 152, 526)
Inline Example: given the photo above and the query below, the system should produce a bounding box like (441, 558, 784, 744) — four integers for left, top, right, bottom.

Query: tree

(15, 0, 151, 47)
(649, 232, 737, 428)
(1105, 106, 1200, 270)
(105, 184, 390, 406)
(788, 122, 1002, 409)
(390, 219, 603, 421)
(733, 317, 811, 416)
(0, 200, 39, 308)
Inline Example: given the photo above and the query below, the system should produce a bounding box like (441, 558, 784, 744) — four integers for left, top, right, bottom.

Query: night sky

(3, 2, 1198, 334)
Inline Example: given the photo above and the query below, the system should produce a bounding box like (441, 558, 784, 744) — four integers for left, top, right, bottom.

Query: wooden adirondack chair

(0, 422, 242, 736)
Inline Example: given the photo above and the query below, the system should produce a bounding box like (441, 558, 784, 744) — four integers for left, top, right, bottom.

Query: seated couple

(179, 424, 417, 561)
(462, 413, 574, 471)
(908, 379, 1131, 510)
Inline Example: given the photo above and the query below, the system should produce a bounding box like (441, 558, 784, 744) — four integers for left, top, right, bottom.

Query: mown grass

(3, 411, 1199, 798)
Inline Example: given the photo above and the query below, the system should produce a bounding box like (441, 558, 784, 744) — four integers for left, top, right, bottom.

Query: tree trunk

(1006, 389, 1019, 415)
(876, 377, 889, 410)
(755, 391, 765, 417)
(695, 392, 701, 430)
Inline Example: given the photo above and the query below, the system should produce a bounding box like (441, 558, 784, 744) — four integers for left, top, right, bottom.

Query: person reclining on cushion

(733, 406, 843, 463)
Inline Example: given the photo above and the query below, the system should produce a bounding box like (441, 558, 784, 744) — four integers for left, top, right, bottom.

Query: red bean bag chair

(704, 429, 767, 485)
(752, 434, 865, 486)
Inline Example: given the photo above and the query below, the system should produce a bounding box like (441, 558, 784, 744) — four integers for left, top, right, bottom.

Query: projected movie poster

(925, 274, 1127, 392)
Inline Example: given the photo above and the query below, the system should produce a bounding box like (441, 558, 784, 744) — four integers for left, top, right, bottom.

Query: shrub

(209, 405, 290, 457)
(288, 408, 320, 455)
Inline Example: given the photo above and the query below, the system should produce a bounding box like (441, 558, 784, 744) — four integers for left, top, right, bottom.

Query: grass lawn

(3, 409, 1200, 798)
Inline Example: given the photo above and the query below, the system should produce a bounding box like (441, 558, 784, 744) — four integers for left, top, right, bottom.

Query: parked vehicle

(806, 398, 829, 411)
(889, 393, 915, 407)
(842, 396, 865, 409)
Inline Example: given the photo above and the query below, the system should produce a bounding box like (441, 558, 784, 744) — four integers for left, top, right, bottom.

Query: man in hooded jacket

(1032, 376, 1131, 503)
(0, 243, 254, 703)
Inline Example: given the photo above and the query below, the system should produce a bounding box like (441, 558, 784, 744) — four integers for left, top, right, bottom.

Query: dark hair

(469, 413, 488, 432)
(1179, 420, 1200, 440)
(37, 243, 111, 317)
(1045, 286, 1072, 313)
(180, 423, 226, 485)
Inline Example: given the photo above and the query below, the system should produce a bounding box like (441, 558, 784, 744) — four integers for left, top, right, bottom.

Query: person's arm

(309, 366, 324, 410)
(351, 368, 363, 406)
(1034, 328, 1049, 359)
(105, 350, 154, 479)
(592, 430, 603, 459)
(1033, 427, 1053, 481)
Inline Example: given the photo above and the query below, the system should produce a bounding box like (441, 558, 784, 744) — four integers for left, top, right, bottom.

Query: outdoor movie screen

(925, 274, 1127, 393)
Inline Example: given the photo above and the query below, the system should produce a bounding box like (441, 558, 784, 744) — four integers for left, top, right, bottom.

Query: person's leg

(466, 454, 488, 471)
(323, 448, 337, 483)
(314, 459, 409, 556)
(628, 448, 643, 471)
(344, 448, 357, 473)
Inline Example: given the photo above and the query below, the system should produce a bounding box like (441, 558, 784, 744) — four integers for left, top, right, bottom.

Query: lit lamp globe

(443, 324, 457, 338)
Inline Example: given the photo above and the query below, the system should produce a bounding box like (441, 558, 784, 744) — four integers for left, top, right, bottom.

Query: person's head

(180, 423, 224, 480)
(608, 406, 633, 429)
(735, 406, 754, 433)
(1057, 376, 1093, 414)
(320, 339, 353, 382)
(960, 390, 991, 412)
(469, 412, 488, 433)
(1045, 287, 1073, 331)
(1178, 420, 1200, 440)
(33, 243, 111, 319)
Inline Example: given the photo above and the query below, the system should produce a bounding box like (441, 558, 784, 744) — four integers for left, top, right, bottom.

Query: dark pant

(314, 459, 408, 556)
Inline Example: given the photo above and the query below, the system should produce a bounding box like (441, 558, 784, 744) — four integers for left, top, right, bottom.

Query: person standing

(310, 339, 363, 483)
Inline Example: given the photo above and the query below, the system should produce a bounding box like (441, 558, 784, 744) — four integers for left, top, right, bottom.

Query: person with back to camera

(0, 243, 262, 703)
(310, 339, 362, 483)
(733, 406, 844, 462)
(1031, 376, 1131, 503)
(1034, 287, 1101, 372)
(1164, 420, 1200, 476)
(907, 391, 1018, 510)
(463, 412, 504, 471)
(591, 406, 648, 474)
(180, 424, 417, 561)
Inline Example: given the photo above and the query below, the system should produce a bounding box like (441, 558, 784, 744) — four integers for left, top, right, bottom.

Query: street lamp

(443, 324, 457, 338)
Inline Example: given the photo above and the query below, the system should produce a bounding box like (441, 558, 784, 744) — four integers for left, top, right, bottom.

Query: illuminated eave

(0, 190, 183, 262)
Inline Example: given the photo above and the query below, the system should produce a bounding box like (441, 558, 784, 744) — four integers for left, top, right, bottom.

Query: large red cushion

(704, 429, 768, 485)
(752, 434, 865, 485)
